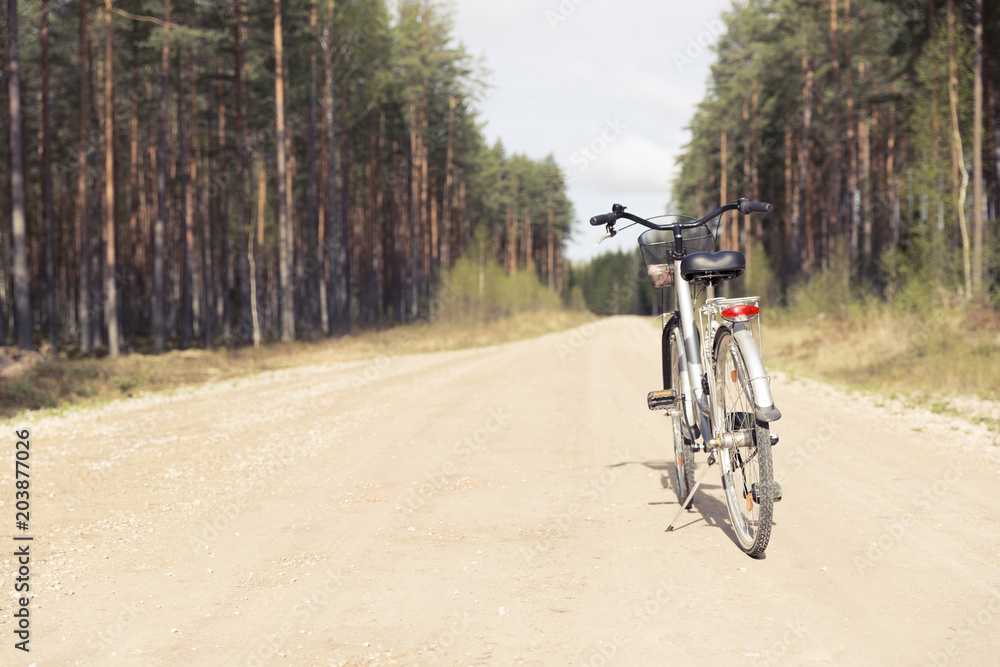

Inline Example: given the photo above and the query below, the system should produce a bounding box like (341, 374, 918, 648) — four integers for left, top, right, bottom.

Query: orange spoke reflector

(746, 494, 754, 512)
(731, 370, 738, 383)
(721, 304, 760, 322)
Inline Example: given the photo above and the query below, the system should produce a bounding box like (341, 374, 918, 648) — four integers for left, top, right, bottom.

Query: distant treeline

(0, 0, 574, 356)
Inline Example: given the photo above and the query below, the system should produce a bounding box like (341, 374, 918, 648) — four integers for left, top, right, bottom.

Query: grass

(0, 309, 592, 420)
(763, 293, 1000, 421)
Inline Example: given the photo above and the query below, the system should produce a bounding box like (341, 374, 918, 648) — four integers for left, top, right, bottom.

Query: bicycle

(590, 198, 782, 557)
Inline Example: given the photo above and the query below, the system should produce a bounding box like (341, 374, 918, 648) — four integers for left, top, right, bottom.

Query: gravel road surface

(3, 316, 999, 666)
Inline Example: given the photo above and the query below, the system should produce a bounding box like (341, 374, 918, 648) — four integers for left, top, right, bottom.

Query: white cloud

(568, 134, 673, 194)
(451, 0, 733, 262)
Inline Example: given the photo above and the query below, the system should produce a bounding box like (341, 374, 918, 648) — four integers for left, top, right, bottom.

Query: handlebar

(740, 200, 773, 214)
(589, 198, 773, 230)
(589, 212, 618, 226)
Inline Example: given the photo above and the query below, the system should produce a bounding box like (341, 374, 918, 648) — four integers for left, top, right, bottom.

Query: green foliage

(782, 250, 854, 320)
(436, 255, 562, 324)
(669, 0, 998, 306)
(0, 380, 57, 413)
(743, 246, 779, 305)
(566, 249, 658, 316)
(567, 286, 587, 312)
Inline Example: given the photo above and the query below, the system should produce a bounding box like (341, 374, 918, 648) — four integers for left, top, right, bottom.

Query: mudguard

(661, 312, 680, 390)
(715, 322, 781, 423)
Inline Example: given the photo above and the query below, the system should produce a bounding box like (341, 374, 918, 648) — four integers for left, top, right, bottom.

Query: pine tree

(7, 0, 31, 350)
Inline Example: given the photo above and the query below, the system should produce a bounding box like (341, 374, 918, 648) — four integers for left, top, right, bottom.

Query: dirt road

(3, 316, 999, 666)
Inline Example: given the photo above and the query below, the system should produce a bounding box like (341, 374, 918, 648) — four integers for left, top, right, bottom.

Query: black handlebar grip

(749, 201, 773, 213)
(590, 212, 617, 226)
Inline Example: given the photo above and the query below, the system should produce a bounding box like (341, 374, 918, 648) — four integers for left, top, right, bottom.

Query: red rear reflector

(721, 304, 760, 322)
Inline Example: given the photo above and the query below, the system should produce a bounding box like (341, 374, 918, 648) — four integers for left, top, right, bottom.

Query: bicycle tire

(713, 327, 774, 557)
(667, 324, 696, 505)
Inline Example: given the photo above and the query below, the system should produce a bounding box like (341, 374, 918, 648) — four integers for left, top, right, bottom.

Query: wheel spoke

(714, 329, 774, 556)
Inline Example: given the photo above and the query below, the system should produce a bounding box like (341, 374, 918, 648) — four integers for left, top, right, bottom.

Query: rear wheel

(713, 328, 774, 557)
(668, 325, 695, 505)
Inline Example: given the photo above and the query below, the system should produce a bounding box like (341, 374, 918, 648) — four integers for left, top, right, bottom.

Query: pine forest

(1, 0, 574, 355)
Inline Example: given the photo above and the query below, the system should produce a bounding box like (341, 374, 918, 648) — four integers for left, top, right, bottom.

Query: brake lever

(595, 224, 617, 248)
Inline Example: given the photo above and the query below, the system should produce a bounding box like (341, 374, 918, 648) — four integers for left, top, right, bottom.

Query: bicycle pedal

(751, 481, 782, 502)
(647, 389, 678, 411)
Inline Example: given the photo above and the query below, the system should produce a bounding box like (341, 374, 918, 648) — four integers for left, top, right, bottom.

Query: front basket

(637, 225, 714, 289)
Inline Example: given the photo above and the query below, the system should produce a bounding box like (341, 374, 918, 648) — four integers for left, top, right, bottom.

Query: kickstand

(665, 453, 715, 532)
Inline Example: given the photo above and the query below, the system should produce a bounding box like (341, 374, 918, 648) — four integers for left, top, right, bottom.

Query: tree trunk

(180, 48, 194, 349)
(948, 0, 973, 298)
(441, 96, 456, 270)
(153, 0, 171, 351)
(409, 102, 421, 317)
(327, 1, 348, 332)
(215, 74, 229, 340)
(556, 238, 563, 294)
(720, 126, 728, 226)
(77, 0, 92, 352)
(742, 96, 751, 258)
(929, 0, 944, 284)
(41, 0, 56, 345)
(858, 61, 872, 277)
(527, 209, 535, 273)
(317, 17, 329, 334)
(418, 1, 431, 307)
(392, 149, 410, 320)
(505, 174, 517, 276)
(419, 100, 430, 304)
(8, 0, 31, 350)
(887, 104, 898, 247)
(322, 0, 336, 333)
(102, 0, 120, 357)
(233, 0, 251, 342)
(798, 49, 814, 276)
(371, 112, 384, 322)
(783, 122, 793, 287)
(829, 0, 842, 261)
(984, 21, 1000, 246)
(127, 47, 140, 350)
(972, 0, 984, 294)
(0, 5, 6, 347)
(547, 192, 555, 289)
(144, 80, 156, 331)
(250, 154, 264, 347)
(337, 80, 350, 328)
(274, 0, 293, 341)
(458, 178, 466, 256)
(306, 0, 318, 335)
(92, 39, 105, 350)
(845, 0, 858, 266)
(751, 87, 760, 257)
(429, 169, 438, 277)
(198, 96, 213, 347)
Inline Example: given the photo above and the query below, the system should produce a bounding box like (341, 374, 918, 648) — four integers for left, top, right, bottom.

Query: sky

(450, 0, 734, 263)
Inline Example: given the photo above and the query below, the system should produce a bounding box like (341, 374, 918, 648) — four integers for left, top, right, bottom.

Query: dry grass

(0, 310, 592, 419)
(765, 302, 1000, 404)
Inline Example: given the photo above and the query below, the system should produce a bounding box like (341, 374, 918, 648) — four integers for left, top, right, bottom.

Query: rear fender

(715, 322, 781, 423)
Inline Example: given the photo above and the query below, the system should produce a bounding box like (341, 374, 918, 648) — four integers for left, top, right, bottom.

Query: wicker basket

(638, 225, 714, 288)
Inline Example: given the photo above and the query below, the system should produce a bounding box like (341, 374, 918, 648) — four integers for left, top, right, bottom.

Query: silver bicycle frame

(671, 257, 713, 442)
(668, 259, 778, 447)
